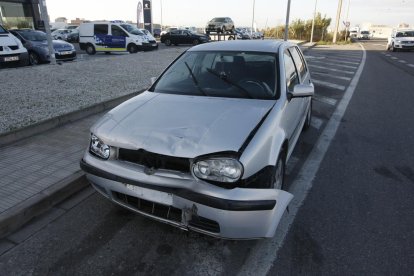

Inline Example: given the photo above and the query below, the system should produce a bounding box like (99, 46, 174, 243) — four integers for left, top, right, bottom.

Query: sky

(46, 0, 414, 29)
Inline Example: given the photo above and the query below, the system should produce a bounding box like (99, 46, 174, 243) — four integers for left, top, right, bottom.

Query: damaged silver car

(80, 40, 314, 239)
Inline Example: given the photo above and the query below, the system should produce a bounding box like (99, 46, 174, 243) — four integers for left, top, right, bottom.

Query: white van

(0, 24, 29, 68)
(79, 22, 149, 55)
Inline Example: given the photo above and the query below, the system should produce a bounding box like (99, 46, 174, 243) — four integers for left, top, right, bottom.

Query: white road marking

(385, 54, 391, 57)
(310, 116, 324, 130)
(304, 55, 326, 60)
(374, 44, 386, 46)
(311, 71, 352, 81)
(309, 64, 355, 75)
(313, 94, 338, 106)
(239, 43, 367, 276)
(399, 60, 407, 63)
(408, 64, 414, 68)
(391, 57, 398, 60)
(324, 59, 360, 65)
(312, 79, 346, 91)
(309, 60, 358, 69)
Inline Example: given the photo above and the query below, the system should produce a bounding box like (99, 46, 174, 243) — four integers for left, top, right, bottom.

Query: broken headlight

(192, 157, 243, 183)
(89, 134, 110, 159)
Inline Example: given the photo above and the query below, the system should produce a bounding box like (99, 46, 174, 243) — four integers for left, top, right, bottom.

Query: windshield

(212, 18, 226, 23)
(152, 51, 278, 100)
(121, 24, 144, 35)
(396, 31, 414, 37)
(0, 25, 7, 33)
(18, 30, 47, 41)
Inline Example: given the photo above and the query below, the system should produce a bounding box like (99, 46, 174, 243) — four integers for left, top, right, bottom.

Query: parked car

(153, 28, 161, 38)
(65, 28, 79, 43)
(0, 24, 29, 68)
(205, 17, 235, 34)
(359, 30, 370, 40)
(387, 29, 414, 52)
(51, 28, 71, 40)
(161, 29, 209, 46)
(10, 29, 76, 65)
(234, 28, 251, 40)
(80, 40, 314, 239)
(79, 22, 148, 54)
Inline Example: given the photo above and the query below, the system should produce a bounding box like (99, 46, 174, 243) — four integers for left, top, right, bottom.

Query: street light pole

(160, 0, 163, 31)
(344, 0, 351, 41)
(310, 0, 318, 43)
(38, 0, 55, 65)
(284, 0, 291, 41)
(332, 0, 343, 43)
(251, 0, 255, 36)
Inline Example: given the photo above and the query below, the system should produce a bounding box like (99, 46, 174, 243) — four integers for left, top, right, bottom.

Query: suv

(0, 24, 29, 68)
(359, 30, 370, 40)
(387, 29, 414, 52)
(205, 17, 234, 34)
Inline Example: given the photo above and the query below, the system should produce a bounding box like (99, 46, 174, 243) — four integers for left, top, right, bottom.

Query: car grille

(118, 148, 191, 173)
(114, 191, 182, 222)
(113, 191, 220, 233)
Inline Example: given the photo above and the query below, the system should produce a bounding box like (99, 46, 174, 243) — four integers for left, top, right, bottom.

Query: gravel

(0, 46, 187, 134)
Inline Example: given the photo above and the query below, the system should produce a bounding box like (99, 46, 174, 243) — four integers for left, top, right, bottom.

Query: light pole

(310, 0, 318, 43)
(284, 0, 291, 41)
(344, 0, 350, 41)
(332, 0, 343, 43)
(251, 0, 255, 36)
(160, 0, 163, 31)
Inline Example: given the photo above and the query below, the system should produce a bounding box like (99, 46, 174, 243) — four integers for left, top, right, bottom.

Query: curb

(0, 171, 87, 238)
(0, 89, 145, 147)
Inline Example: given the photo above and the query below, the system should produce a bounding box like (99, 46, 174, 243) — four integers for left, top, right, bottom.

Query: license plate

(125, 184, 173, 205)
(152, 43, 157, 46)
(4, 56, 19, 62)
(59, 51, 73, 55)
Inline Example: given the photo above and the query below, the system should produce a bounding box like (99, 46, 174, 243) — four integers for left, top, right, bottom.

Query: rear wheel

(85, 44, 96, 55)
(29, 51, 40, 65)
(221, 26, 226, 34)
(165, 39, 172, 46)
(192, 39, 200, 45)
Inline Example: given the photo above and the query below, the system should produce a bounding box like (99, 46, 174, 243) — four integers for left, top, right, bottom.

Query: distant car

(0, 24, 29, 68)
(10, 29, 76, 65)
(234, 28, 250, 40)
(65, 28, 79, 43)
(359, 30, 370, 40)
(161, 29, 209, 46)
(153, 28, 161, 38)
(80, 40, 314, 239)
(51, 29, 71, 40)
(387, 29, 414, 52)
(205, 17, 235, 34)
(349, 30, 358, 39)
(160, 27, 178, 37)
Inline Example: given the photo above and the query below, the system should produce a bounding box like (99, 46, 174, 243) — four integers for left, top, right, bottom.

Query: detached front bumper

(80, 154, 293, 239)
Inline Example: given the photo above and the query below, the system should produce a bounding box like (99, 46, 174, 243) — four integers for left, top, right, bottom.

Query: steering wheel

(238, 79, 273, 98)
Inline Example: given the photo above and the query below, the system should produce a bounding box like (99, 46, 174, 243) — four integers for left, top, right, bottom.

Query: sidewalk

(0, 42, 317, 238)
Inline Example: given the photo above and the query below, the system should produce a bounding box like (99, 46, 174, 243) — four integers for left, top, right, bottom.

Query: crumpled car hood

(92, 92, 275, 158)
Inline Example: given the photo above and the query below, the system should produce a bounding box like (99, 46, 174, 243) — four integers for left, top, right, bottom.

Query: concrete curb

(0, 89, 144, 147)
(0, 171, 87, 238)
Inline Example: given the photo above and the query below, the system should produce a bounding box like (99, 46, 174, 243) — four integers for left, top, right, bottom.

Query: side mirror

(150, 77, 157, 85)
(290, 83, 314, 98)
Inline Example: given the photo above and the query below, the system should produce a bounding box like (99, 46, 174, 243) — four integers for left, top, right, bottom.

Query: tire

(303, 100, 312, 131)
(221, 26, 226, 34)
(391, 43, 397, 52)
(128, 44, 138, 53)
(29, 51, 40, 65)
(271, 153, 286, 190)
(165, 39, 172, 46)
(192, 39, 200, 46)
(85, 44, 96, 55)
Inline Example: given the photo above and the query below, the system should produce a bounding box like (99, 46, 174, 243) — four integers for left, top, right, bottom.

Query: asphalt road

(1, 40, 413, 275)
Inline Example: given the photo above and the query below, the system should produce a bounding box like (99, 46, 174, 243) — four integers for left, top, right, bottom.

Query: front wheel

(271, 153, 285, 190)
(192, 39, 200, 46)
(165, 39, 172, 46)
(29, 51, 40, 65)
(303, 100, 312, 131)
(128, 44, 138, 53)
(391, 43, 397, 52)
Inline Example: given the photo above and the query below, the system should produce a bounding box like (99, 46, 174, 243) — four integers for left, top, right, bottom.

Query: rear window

(152, 51, 278, 100)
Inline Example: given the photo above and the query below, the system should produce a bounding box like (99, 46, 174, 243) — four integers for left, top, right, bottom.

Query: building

(0, 0, 42, 29)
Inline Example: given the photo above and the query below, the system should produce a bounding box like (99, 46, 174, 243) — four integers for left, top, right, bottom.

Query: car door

(281, 48, 302, 148)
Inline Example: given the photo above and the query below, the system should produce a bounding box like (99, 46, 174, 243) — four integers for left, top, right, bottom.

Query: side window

(94, 24, 108, 35)
(289, 47, 307, 80)
(111, 25, 127, 37)
(171, 30, 179, 35)
(283, 50, 300, 92)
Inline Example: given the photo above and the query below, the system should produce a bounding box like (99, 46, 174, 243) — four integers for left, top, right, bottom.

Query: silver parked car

(81, 40, 314, 239)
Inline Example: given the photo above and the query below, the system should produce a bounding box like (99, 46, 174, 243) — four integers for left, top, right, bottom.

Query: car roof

(188, 40, 288, 53)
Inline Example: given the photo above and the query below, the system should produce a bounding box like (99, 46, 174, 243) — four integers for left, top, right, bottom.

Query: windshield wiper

(184, 62, 208, 96)
(206, 68, 253, 99)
